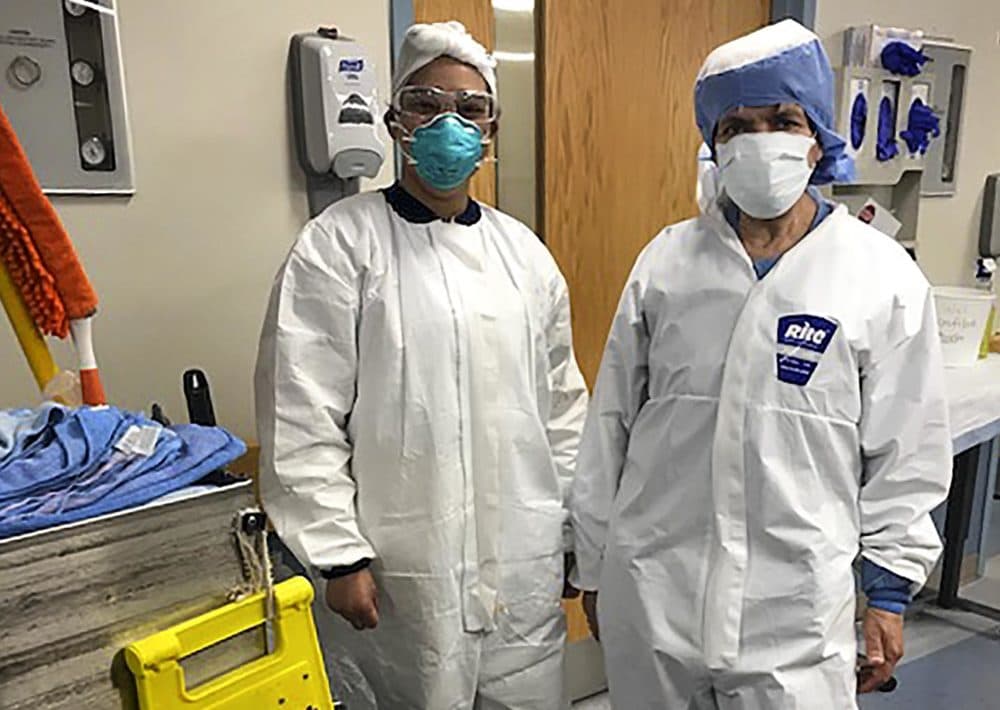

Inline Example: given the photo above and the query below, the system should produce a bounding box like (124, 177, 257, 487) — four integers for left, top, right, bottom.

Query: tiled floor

(858, 629, 1000, 709)
(574, 557, 1000, 709)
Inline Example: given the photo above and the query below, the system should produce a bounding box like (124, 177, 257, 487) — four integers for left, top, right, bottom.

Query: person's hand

(325, 569, 379, 630)
(858, 607, 904, 693)
(582, 590, 600, 641)
(563, 553, 581, 599)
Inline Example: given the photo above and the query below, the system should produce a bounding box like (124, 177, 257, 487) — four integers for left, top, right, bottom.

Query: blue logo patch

(339, 58, 364, 73)
(777, 315, 838, 354)
(776, 354, 818, 386)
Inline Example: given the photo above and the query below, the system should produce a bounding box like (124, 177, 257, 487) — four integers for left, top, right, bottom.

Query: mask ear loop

(472, 115, 499, 167)
(387, 105, 419, 166)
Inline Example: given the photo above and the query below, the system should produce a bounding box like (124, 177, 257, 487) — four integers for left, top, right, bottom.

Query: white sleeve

(254, 220, 376, 570)
(570, 264, 650, 590)
(859, 285, 952, 588)
(544, 269, 590, 552)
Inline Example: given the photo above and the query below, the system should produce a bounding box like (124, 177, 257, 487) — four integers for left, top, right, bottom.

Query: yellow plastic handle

(0, 259, 58, 391)
(125, 577, 334, 710)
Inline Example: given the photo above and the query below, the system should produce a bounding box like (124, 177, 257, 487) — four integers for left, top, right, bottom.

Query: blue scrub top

(722, 186, 834, 279)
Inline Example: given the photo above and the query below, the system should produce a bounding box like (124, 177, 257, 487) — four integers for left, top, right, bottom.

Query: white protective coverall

(256, 186, 587, 709)
(571, 199, 953, 708)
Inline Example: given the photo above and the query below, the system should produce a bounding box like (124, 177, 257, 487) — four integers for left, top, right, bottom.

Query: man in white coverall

(570, 19, 952, 710)
(256, 21, 587, 710)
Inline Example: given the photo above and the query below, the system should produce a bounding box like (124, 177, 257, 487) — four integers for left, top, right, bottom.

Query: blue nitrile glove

(877, 97, 899, 162)
(850, 92, 868, 150)
(861, 558, 913, 615)
(900, 99, 941, 155)
(881, 41, 930, 77)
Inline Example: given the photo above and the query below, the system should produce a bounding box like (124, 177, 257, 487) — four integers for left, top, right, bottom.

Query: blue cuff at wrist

(867, 598, 907, 615)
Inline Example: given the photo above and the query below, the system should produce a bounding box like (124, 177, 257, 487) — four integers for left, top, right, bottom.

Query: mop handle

(0, 260, 58, 390)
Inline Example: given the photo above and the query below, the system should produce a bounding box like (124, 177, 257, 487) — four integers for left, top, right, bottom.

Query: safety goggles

(393, 86, 498, 125)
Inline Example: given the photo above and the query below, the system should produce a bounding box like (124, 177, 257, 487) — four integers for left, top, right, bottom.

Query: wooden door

(543, 0, 770, 383)
(410, 0, 771, 647)
(412, 0, 497, 206)
(541, 0, 770, 642)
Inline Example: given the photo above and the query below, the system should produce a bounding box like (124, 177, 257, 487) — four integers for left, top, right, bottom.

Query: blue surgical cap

(694, 19, 855, 185)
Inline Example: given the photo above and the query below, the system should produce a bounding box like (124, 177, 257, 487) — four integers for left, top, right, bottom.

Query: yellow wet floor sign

(125, 576, 334, 709)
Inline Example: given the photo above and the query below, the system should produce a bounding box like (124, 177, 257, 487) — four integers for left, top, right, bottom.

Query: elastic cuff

(569, 567, 599, 593)
(866, 587, 911, 604)
(860, 557, 914, 598)
(867, 598, 907, 615)
(320, 558, 372, 579)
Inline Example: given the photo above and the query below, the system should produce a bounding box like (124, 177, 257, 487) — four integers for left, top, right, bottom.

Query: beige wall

(816, 0, 1000, 286)
(0, 1, 394, 439)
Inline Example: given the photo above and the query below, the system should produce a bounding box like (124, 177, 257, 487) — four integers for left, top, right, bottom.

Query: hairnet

(694, 19, 854, 185)
(392, 21, 497, 97)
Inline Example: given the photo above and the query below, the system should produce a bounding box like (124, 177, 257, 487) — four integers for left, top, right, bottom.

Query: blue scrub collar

(382, 182, 482, 226)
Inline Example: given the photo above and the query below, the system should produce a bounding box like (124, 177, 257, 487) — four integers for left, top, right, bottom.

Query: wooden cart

(0, 481, 256, 709)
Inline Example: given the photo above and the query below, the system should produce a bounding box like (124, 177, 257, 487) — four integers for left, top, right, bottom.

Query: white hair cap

(392, 21, 497, 96)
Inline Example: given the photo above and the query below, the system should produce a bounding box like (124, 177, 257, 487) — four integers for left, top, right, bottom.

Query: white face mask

(716, 132, 816, 220)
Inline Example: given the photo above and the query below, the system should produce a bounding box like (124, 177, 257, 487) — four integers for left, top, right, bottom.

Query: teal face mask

(404, 113, 485, 191)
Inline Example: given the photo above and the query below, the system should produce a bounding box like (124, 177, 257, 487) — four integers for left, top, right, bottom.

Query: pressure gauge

(71, 60, 96, 87)
(80, 136, 107, 166)
(64, 0, 88, 17)
(9, 55, 41, 88)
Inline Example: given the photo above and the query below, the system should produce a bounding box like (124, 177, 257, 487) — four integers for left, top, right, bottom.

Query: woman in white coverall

(255, 21, 587, 710)
(569, 20, 952, 710)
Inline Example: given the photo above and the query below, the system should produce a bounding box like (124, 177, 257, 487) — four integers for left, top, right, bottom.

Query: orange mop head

(0, 100, 105, 404)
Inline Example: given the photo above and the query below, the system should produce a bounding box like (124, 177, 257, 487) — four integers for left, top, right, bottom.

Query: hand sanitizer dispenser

(290, 28, 386, 216)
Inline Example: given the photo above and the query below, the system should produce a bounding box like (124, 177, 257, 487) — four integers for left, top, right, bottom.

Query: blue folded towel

(0, 403, 66, 464)
(0, 406, 126, 504)
(0, 405, 246, 539)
